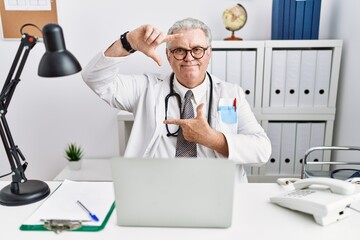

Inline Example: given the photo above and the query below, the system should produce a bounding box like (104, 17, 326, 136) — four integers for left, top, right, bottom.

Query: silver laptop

(111, 157, 236, 228)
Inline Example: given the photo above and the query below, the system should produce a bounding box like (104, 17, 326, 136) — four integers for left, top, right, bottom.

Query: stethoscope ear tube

(164, 72, 213, 137)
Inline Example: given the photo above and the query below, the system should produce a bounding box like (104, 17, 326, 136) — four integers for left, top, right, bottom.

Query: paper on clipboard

(20, 180, 115, 231)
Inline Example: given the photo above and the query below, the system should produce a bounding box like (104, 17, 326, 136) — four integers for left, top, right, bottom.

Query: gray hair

(167, 18, 212, 47)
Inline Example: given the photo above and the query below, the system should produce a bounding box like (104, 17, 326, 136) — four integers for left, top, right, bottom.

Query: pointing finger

(161, 33, 183, 44)
(163, 118, 185, 126)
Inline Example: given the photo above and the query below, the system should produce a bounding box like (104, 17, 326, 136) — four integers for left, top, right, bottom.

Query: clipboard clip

(41, 219, 90, 234)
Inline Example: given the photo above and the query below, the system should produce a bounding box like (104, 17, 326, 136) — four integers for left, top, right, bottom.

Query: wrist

(120, 31, 136, 53)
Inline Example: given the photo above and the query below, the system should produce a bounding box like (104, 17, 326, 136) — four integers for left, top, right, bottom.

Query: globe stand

(224, 31, 242, 41)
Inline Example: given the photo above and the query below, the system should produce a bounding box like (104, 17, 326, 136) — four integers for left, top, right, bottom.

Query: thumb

(196, 103, 205, 118)
(146, 50, 162, 66)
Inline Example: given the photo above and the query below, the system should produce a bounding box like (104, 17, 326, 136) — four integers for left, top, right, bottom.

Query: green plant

(65, 143, 83, 161)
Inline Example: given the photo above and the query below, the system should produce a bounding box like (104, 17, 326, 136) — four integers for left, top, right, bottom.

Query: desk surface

(1, 181, 359, 240)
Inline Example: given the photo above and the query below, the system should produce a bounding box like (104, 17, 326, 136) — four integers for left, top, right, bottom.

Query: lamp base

(0, 180, 50, 206)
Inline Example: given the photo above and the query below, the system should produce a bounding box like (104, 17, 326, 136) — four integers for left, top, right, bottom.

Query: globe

(222, 4, 247, 40)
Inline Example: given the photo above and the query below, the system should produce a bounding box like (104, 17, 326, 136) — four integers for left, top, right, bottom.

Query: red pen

(233, 98, 237, 112)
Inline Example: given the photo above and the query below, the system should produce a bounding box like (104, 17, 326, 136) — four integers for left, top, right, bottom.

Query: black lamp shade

(38, 23, 81, 77)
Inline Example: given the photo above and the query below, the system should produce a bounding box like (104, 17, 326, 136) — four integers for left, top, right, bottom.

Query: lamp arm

(0, 34, 37, 187)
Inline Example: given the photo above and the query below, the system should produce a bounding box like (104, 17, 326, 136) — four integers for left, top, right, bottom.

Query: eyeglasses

(169, 47, 208, 61)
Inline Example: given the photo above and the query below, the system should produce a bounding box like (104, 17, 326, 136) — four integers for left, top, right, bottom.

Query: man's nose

(184, 50, 195, 61)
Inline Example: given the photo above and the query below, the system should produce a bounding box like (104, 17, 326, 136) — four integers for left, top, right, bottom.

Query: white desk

(1, 181, 359, 240)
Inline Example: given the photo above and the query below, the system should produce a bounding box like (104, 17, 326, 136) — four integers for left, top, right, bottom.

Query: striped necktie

(175, 90, 197, 157)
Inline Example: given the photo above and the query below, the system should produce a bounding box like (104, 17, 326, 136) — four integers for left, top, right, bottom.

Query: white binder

(226, 50, 241, 85)
(294, 123, 311, 175)
(280, 123, 296, 175)
(314, 50, 332, 107)
(308, 122, 326, 171)
(241, 50, 257, 108)
(270, 50, 287, 107)
(266, 122, 282, 175)
(299, 50, 317, 107)
(284, 50, 301, 107)
(211, 51, 226, 80)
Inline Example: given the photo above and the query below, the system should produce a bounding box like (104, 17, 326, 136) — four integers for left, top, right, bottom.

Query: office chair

(301, 146, 360, 180)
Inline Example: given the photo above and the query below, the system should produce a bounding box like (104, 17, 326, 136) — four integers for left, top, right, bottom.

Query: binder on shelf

(270, 50, 287, 107)
(241, 50, 257, 108)
(294, 123, 311, 175)
(211, 51, 226, 81)
(302, 0, 314, 39)
(299, 50, 317, 107)
(308, 122, 325, 171)
(266, 122, 282, 175)
(294, 0, 305, 39)
(314, 50, 332, 107)
(283, 0, 292, 39)
(288, 0, 297, 39)
(280, 123, 296, 175)
(284, 50, 301, 107)
(226, 50, 242, 85)
(311, 0, 322, 39)
(20, 180, 115, 232)
(271, 0, 285, 40)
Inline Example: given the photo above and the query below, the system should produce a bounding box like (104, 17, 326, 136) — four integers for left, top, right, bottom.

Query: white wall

(324, 0, 360, 160)
(0, 0, 356, 180)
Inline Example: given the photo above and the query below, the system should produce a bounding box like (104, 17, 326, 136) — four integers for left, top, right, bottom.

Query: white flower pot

(68, 160, 82, 170)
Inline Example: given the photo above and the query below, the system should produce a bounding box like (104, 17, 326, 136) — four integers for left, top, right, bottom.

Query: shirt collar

(173, 74, 209, 105)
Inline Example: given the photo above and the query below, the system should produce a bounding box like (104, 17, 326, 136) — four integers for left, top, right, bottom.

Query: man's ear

(165, 48, 171, 62)
(207, 47, 212, 57)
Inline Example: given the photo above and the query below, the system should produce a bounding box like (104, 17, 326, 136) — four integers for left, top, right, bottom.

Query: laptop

(111, 157, 236, 228)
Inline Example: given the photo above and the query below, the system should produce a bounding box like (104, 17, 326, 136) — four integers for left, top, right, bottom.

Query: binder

(294, 0, 305, 39)
(314, 50, 332, 107)
(271, 0, 285, 40)
(299, 50, 317, 107)
(241, 50, 257, 108)
(20, 180, 115, 232)
(294, 122, 311, 175)
(311, 0, 322, 39)
(226, 50, 241, 85)
(266, 122, 282, 175)
(283, 0, 291, 39)
(308, 122, 325, 171)
(284, 50, 301, 107)
(288, 0, 297, 39)
(211, 51, 226, 80)
(280, 123, 296, 175)
(270, 50, 287, 107)
(302, 0, 314, 39)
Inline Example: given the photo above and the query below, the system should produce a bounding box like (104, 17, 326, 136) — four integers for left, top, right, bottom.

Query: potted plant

(65, 143, 84, 170)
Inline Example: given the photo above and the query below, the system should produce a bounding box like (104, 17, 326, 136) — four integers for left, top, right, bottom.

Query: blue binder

(294, 0, 305, 39)
(311, 0, 322, 39)
(272, 0, 285, 39)
(283, 0, 291, 39)
(303, 0, 314, 39)
(288, 0, 297, 39)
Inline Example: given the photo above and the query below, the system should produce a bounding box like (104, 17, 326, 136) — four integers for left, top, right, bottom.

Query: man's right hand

(105, 25, 181, 66)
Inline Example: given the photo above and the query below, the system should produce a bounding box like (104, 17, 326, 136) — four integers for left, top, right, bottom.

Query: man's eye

(193, 48, 202, 53)
(174, 49, 185, 54)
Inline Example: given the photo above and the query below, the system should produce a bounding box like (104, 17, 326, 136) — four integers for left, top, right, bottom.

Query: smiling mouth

(181, 64, 198, 67)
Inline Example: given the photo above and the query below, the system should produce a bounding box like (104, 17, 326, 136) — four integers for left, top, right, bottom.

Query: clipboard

(20, 180, 115, 232)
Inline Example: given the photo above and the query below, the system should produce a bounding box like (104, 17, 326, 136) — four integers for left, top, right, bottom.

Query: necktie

(175, 90, 197, 157)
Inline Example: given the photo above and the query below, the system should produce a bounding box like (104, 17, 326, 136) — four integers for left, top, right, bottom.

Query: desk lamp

(0, 23, 81, 206)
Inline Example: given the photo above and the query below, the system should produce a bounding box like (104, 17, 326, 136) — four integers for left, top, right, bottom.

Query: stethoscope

(164, 71, 213, 137)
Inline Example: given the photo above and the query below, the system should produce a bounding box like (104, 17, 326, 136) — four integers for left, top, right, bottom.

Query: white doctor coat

(82, 52, 272, 182)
